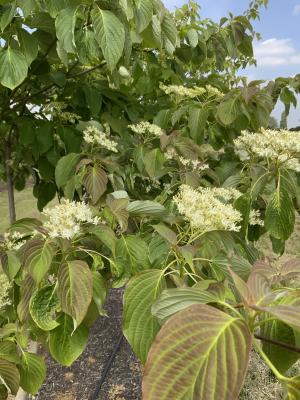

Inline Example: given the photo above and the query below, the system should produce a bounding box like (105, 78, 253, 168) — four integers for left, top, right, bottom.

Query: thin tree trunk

(5, 141, 16, 223)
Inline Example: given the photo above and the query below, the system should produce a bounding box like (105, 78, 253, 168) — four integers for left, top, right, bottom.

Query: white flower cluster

(234, 129, 300, 172)
(174, 185, 242, 232)
(0, 231, 26, 251)
(128, 121, 164, 137)
(160, 83, 206, 100)
(83, 126, 118, 153)
(178, 156, 209, 172)
(0, 274, 11, 309)
(206, 85, 224, 98)
(249, 209, 264, 226)
(165, 148, 209, 172)
(43, 200, 101, 239)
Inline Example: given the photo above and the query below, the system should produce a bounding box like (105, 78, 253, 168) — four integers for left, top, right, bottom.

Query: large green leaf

(216, 96, 240, 126)
(0, 342, 19, 364)
(17, 28, 38, 65)
(152, 288, 218, 324)
(92, 272, 107, 315)
(123, 270, 166, 363)
(0, 48, 28, 90)
(144, 148, 165, 179)
(136, 0, 153, 33)
(188, 107, 208, 142)
(83, 164, 108, 204)
(24, 239, 56, 284)
(127, 200, 166, 218)
(17, 275, 36, 322)
(49, 314, 88, 366)
(19, 353, 46, 395)
(0, 359, 20, 395)
(115, 235, 150, 273)
(55, 153, 82, 188)
(0, 250, 21, 280)
(55, 6, 78, 53)
(265, 187, 295, 240)
(143, 304, 252, 399)
(29, 285, 60, 331)
(92, 6, 125, 71)
(58, 260, 93, 327)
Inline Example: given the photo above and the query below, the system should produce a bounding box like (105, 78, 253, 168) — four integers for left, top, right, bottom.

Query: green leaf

(17, 29, 38, 65)
(92, 6, 125, 71)
(161, 12, 178, 54)
(55, 6, 78, 53)
(143, 304, 252, 399)
(55, 153, 82, 188)
(216, 96, 240, 126)
(58, 260, 93, 327)
(83, 164, 108, 205)
(0, 359, 20, 395)
(19, 353, 46, 395)
(8, 218, 42, 236)
(90, 224, 117, 252)
(258, 305, 300, 332)
(0, 250, 21, 280)
(265, 187, 295, 240)
(144, 148, 165, 179)
(0, 48, 28, 90)
(187, 28, 198, 47)
(92, 272, 107, 315)
(0, 341, 19, 363)
(49, 314, 88, 366)
(24, 239, 56, 284)
(152, 288, 218, 324)
(0, 1, 16, 31)
(115, 235, 149, 273)
(188, 107, 208, 143)
(127, 200, 166, 217)
(29, 285, 60, 331)
(153, 223, 177, 245)
(106, 196, 129, 232)
(136, 0, 153, 33)
(123, 270, 166, 363)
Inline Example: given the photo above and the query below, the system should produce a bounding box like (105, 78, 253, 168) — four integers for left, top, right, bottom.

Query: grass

(0, 185, 299, 399)
(0, 185, 56, 233)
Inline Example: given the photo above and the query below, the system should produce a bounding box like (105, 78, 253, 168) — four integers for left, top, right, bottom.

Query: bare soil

(37, 289, 142, 400)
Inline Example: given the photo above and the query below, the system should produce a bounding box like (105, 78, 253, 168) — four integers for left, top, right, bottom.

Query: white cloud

(254, 38, 300, 67)
(293, 4, 300, 16)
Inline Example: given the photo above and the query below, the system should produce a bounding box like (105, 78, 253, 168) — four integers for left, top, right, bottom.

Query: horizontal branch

(254, 334, 300, 354)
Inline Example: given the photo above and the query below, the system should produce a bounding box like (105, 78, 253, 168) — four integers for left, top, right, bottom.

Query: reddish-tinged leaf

(143, 304, 252, 400)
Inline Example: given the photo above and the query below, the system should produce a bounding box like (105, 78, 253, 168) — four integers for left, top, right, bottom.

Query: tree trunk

(5, 141, 16, 224)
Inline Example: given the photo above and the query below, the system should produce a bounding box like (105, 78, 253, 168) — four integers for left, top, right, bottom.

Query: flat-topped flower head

(43, 200, 101, 239)
(234, 129, 300, 171)
(129, 121, 164, 137)
(83, 126, 118, 152)
(0, 231, 26, 251)
(173, 185, 242, 233)
(160, 83, 206, 100)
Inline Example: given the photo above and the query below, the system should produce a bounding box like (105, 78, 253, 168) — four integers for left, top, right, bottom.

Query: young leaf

(92, 6, 125, 71)
(83, 164, 108, 204)
(29, 285, 60, 331)
(123, 270, 166, 363)
(49, 314, 88, 366)
(57, 260, 93, 327)
(24, 239, 56, 284)
(19, 353, 46, 395)
(143, 304, 252, 399)
(265, 187, 295, 240)
(0, 48, 28, 90)
(0, 359, 20, 395)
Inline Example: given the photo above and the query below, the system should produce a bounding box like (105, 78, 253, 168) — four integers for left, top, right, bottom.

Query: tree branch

(254, 334, 300, 354)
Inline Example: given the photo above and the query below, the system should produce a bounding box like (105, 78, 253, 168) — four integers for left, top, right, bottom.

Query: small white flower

(160, 83, 206, 100)
(0, 274, 11, 308)
(249, 209, 264, 226)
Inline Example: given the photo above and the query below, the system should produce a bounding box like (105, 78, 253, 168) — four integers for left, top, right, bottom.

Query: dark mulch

(37, 289, 142, 400)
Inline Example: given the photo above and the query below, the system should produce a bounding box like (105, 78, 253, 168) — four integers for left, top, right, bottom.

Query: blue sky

(164, 0, 300, 127)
